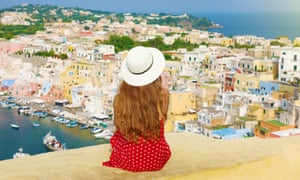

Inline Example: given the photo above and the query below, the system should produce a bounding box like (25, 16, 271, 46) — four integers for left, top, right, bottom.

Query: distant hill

(0, 4, 214, 30)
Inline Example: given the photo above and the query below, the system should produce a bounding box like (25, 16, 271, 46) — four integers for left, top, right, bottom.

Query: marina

(0, 102, 112, 161)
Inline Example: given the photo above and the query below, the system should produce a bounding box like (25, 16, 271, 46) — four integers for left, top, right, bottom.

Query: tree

(103, 35, 135, 53)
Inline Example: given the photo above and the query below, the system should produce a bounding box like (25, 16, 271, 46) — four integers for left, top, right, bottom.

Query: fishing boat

(79, 124, 89, 129)
(32, 122, 40, 127)
(13, 147, 31, 159)
(17, 106, 31, 114)
(66, 121, 78, 128)
(43, 131, 65, 151)
(90, 127, 102, 134)
(94, 129, 113, 139)
(1, 101, 16, 109)
(32, 110, 48, 118)
(10, 123, 20, 129)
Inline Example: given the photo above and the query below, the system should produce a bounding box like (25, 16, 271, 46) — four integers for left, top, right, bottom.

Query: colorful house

(234, 73, 273, 93)
(198, 107, 226, 127)
(224, 72, 236, 92)
(254, 120, 294, 138)
(60, 61, 105, 102)
(246, 102, 276, 121)
(253, 59, 278, 79)
(166, 90, 197, 132)
(40, 85, 64, 103)
(257, 81, 280, 96)
(1, 79, 16, 90)
(10, 81, 39, 97)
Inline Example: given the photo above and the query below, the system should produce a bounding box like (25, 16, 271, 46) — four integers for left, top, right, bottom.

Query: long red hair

(113, 77, 168, 142)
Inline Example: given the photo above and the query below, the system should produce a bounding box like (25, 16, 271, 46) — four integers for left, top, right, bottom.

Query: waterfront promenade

(1, 132, 300, 179)
(0, 95, 111, 129)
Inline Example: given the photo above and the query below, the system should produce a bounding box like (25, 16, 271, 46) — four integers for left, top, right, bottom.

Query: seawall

(1, 133, 300, 180)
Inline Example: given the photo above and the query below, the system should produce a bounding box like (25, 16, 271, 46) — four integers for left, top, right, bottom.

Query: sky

(0, 0, 299, 14)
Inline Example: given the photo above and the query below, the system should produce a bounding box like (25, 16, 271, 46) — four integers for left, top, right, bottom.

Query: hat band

(129, 54, 154, 75)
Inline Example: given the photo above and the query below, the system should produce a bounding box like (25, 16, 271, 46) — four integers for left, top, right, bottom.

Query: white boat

(32, 122, 40, 127)
(13, 148, 31, 159)
(90, 127, 102, 134)
(43, 131, 65, 151)
(11, 123, 20, 129)
(94, 129, 113, 139)
(104, 134, 113, 140)
(32, 110, 48, 118)
(80, 124, 89, 129)
(18, 106, 31, 114)
(66, 121, 78, 128)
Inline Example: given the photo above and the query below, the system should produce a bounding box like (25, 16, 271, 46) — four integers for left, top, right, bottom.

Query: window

(281, 58, 284, 64)
(237, 80, 240, 84)
(294, 55, 297, 61)
(294, 65, 297, 71)
(281, 65, 284, 70)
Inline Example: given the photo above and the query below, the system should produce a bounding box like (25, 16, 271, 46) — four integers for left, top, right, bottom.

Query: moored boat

(32, 122, 40, 127)
(32, 110, 48, 118)
(94, 129, 113, 139)
(11, 123, 20, 129)
(13, 147, 31, 159)
(17, 106, 31, 114)
(66, 121, 78, 128)
(79, 124, 89, 129)
(43, 131, 65, 151)
(90, 127, 102, 134)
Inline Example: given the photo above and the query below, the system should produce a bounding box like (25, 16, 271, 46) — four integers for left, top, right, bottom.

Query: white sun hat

(121, 46, 165, 86)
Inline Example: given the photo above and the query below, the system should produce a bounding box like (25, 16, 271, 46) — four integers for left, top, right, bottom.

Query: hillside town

(1, 5, 300, 140)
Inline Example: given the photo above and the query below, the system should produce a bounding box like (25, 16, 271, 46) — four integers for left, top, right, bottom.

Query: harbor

(0, 96, 113, 161)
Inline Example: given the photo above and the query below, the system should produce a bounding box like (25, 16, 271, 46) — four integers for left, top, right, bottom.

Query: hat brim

(121, 47, 165, 86)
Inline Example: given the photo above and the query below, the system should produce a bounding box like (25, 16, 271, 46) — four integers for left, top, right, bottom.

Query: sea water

(0, 108, 107, 161)
(192, 12, 300, 40)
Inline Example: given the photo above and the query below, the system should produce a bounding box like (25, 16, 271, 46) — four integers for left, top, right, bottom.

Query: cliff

(1, 133, 300, 180)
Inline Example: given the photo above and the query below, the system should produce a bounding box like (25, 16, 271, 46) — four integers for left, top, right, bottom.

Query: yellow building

(195, 85, 219, 108)
(253, 59, 278, 79)
(60, 61, 95, 102)
(247, 103, 276, 121)
(272, 91, 290, 100)
(220, 37, 233, 47)
(60, 58, 117, 102)
(278, 82, 298, 99)
(165, 90, 197, 132)
(234, 73, 273, 92)
(293, 37, 300, 46)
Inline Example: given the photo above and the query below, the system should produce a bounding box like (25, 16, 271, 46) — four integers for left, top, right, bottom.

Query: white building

(279, 47, 300, 82)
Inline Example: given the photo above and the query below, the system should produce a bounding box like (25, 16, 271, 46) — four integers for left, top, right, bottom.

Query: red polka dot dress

(103, 119, 171, 172)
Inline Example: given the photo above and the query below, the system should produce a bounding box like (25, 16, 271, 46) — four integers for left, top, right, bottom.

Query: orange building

(254, 120, 294, 138)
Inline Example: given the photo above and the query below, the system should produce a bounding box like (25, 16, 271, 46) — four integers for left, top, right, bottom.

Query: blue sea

(192, 12, 300, 40)
(0, 108, 107, 161)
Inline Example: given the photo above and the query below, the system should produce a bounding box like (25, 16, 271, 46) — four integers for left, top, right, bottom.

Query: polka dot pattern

(103, 119, 171, 172)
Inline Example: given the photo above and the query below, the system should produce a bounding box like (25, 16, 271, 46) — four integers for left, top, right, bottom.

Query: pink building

(0, 42, 25, 54)
(40, 85, 65, 103)
(11, 82, 40, 97)
(161, 71, 172, 89)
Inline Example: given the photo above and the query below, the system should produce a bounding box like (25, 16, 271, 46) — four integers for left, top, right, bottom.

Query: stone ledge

(1, 133, 300, 180)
